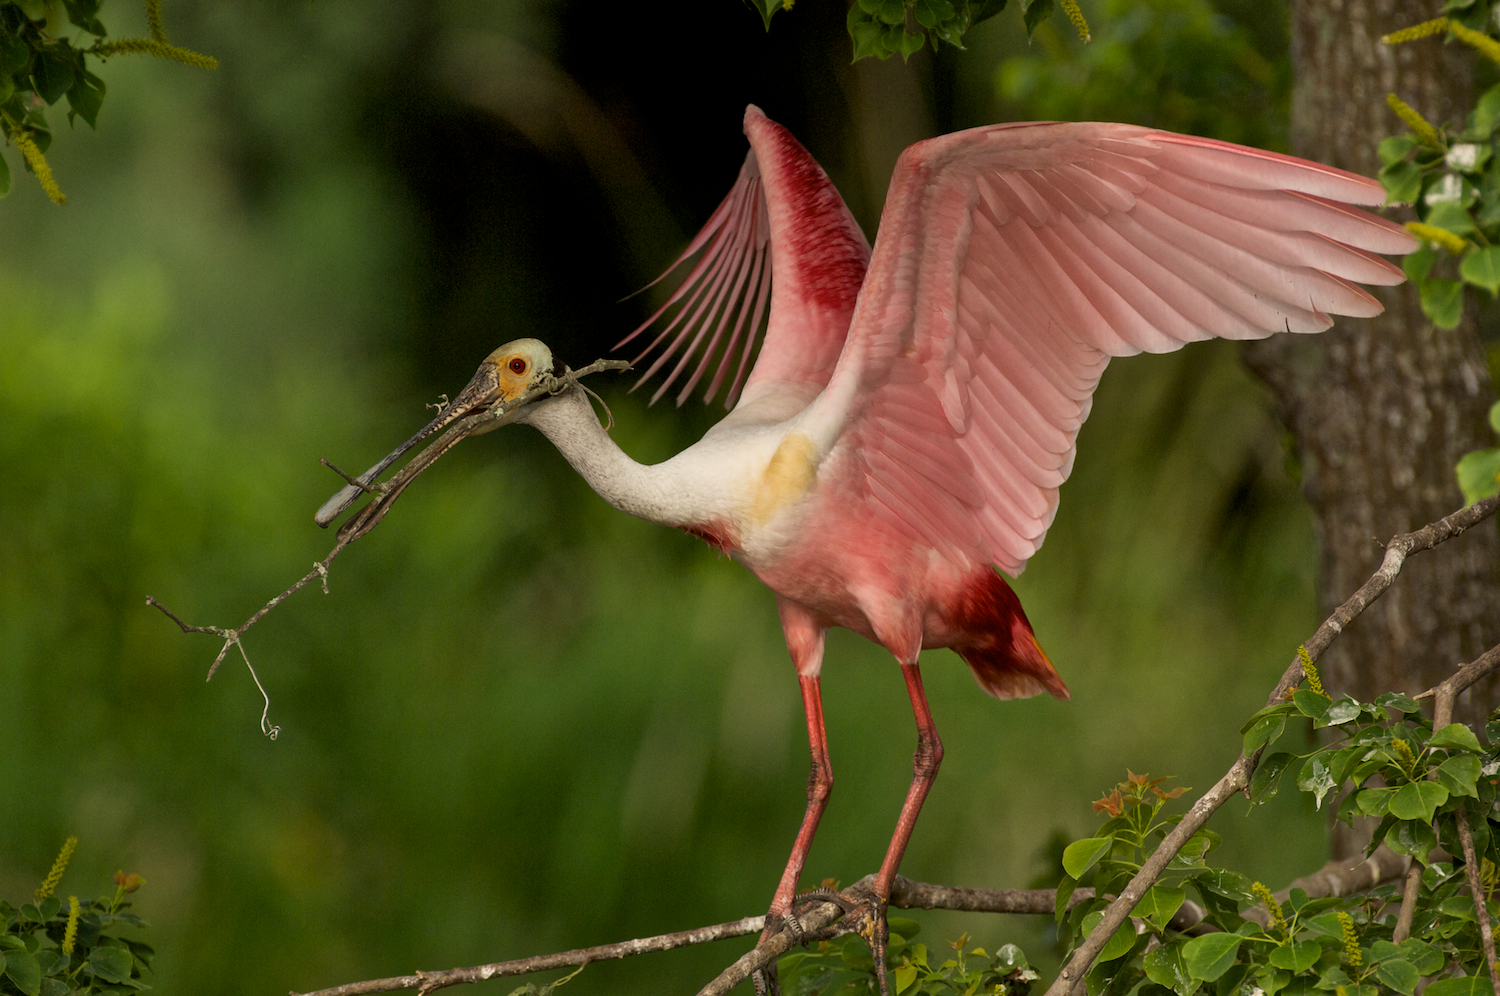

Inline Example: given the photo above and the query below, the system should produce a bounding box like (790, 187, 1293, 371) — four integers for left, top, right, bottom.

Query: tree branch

(1042, 495, 1500, 996)
(148, 359, 629, 736)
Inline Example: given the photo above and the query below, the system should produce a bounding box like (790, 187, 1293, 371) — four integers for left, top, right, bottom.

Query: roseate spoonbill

(318, 106, 1413, 982)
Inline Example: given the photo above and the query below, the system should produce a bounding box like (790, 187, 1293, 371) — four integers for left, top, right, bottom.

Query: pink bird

(318, 106, 1413, 988)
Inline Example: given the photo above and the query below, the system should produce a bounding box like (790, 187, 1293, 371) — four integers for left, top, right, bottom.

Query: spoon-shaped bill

(315, 362, 504, 527)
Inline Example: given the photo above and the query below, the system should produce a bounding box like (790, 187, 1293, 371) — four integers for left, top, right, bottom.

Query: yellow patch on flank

(751, 432, 819, 524)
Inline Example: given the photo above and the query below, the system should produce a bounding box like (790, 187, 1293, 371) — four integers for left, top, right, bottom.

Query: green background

(0, 0, 1376, 992)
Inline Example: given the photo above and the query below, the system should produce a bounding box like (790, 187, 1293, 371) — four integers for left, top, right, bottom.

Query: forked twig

(148, 358, 629, 736)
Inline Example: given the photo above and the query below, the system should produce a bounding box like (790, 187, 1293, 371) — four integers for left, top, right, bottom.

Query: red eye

(508, 358, 527, 375)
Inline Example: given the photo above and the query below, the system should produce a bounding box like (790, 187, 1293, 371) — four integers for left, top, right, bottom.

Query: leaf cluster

(0, 0, 213, 202)
(0, 0, 108, 197)
(1060, 685, 1500, 996)
(1378, 4, 1500, 329)
(750, 0, 1078, 62)
(778, 918, 1040, 995)
(1, 864, 152, 996)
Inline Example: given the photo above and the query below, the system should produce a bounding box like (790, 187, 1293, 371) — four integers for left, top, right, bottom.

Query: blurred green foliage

(0, 0, 1350, 993)
(994, 0, 1288, 150)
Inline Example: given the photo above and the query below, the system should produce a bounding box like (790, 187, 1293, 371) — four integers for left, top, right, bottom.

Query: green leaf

(1419, 277, 1465, 329)
(32, 51, 75, 106)
(1490, 400, 1500, 434)
(1244, 713, 1287, 754)
(1182, 934, 1244, 982)
(1457, 448, 1500, 504)
(87, 946, 132, 984)
(893, 963, 917, 993)
(0, 31, 29, 76)
(1424, 977, 1490, 996)
(1055, 874, 1076, 922)
(748, 0, 785, 29)
(1380, 134, 1418, 165)
(5, 950, 40, 996)
(1431, 723, 1483, 752)
(1268, 941, 1320, 973)
(1062, 837, 1112, 879)
(1297, 754, 1338, 810)
(1427, 200, 1477, 236)
(847, 7, 891, 59)
(65, 70, 104, 129)
(1133, 886, 1186, 931)
(1385, 818, 1439, 860)
(1021, 0, 1055, 37)
(1437, 753, 1482, 797)
(1377, 692, 1421, 714)
(1388, 781, 1449, 822)
(1404, 246, 1438, 283)
(1399, 939, 1445, 975)
(1356, 787, 1396, 817)
(1251, 752, 1296, 804)
(1081, 911, 1138, 962)
(1381, 160, 1423, 203)
(0, 150, 11, 199)
(1145, 944, 1200, 996)
(1374, 959, 1419, 995)
(1473, 81, 1500, 134)
(1323, 696, 1361, 727)
(1292, 689, 1331, 722)
(971, 0, 1008, 23)
(1461, 247, 1500, 295)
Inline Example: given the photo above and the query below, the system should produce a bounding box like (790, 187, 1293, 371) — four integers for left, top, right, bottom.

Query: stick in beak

(314, 339, 560, 528)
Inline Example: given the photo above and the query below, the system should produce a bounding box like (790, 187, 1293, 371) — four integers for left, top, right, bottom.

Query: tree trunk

(1247, 0, 1500, 858)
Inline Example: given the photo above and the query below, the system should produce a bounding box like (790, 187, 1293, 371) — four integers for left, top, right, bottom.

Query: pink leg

(768, 673, 834, 915)
(874, 662, 944, 900)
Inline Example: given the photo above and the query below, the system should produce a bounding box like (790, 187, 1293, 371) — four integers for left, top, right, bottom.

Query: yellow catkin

(1449, 21, 1500, 66)
(1392, 738, 1417, 769)
(144, 0, 166, 41)
(62, 896, 80, 955)
(1382, 17, 1450, 44)
(1058, 0, 1091, 43)
(35, 836, 78, 900)
(1387, 93, 1443, 148)
(1406, 221, 1471, 253)
(1298, 645, 1326, 696)
(1337, 912, 1362, 967)
(1253, 881, 1289, 935)
(92, 37, 218, 69)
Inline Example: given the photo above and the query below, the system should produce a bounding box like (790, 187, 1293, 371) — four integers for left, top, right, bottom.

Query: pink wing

(818, 121, 1417, 576)
(617, 106, 870, 409)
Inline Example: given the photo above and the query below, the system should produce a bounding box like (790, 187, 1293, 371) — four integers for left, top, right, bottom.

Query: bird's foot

(754, 884, 863, 995)
(843, 895, 891, 996)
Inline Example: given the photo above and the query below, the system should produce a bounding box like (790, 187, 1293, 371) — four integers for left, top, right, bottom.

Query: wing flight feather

(818, 122, 1415, 575)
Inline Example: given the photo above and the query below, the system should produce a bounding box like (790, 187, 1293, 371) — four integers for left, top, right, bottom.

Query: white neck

(516, 386, 691, 526)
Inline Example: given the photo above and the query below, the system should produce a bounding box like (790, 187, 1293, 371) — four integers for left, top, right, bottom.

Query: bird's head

(314, 338, 562, 527)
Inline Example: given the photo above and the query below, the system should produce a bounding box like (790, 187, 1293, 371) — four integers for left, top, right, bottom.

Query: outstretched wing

(617, 106, 870, 410)
(813, 122, 1416, 575)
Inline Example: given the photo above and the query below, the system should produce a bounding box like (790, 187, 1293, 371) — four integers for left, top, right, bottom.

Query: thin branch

(285, 854, 1414, 996)
(1392, 862, 1423, 944)
(148, 358, 629, 735)
(1267, 493, 1500, 705)
(1457, 809, 1500, 996)
(1042, 495, 1500, 996)
(290, 915, 766, 996)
